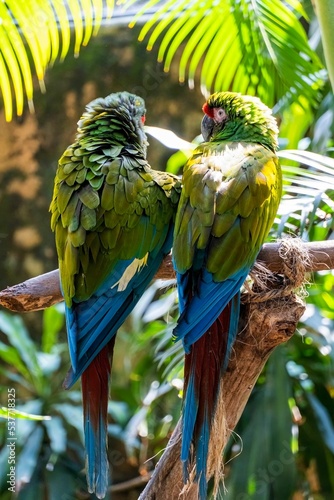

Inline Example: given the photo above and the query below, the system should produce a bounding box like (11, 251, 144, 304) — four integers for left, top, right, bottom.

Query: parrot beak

(201, 114, 215, 142)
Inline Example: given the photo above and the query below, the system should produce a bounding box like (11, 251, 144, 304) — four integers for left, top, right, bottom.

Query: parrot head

(201, 91, 278, 151)
(76, 91, 148, 152)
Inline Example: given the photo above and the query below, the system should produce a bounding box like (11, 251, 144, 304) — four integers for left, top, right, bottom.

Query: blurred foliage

(0, 305, 86, 499)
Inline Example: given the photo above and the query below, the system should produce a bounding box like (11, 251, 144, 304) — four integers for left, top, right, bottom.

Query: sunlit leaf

(0, 407, 51, 421)
(0, 0, 115, 120)
(42, 304, 65, 354)
(0, 51, 13, 121)
(0, 341, 32, 381)
(124, 0, 324, 107)
(145, 125, 197, 151)
(0, 312, 43, 388)
(278, 150, 334, 174)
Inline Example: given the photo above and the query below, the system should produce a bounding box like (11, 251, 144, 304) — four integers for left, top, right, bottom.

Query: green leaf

(46, 462, 78, 500)
(145, 125, 196, 150)
(0, 341, 31, 381)
(42, 304, 65, 354)
(225, 347, 296, 499)
(166, 150, 188, 174)
(307, 393, 334, 453)
(0, 0, 115, 120)
(16, 425, 44, 485)
(0, 407, 50, 421)
(0, 51, 13, 121)
(0, 312, 43, 389)
(126, 0, 324, 107)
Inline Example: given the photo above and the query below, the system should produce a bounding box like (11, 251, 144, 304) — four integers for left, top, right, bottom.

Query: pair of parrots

(50, 91, 282, 498)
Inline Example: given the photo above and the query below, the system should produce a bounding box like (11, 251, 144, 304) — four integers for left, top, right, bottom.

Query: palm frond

(0, 0, 114, 121)
(123, 0, 324, 107)
(277, 151, 334, 239)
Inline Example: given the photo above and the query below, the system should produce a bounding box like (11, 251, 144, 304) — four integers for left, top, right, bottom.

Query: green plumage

(173, 92, 282, 281)
(204, 92, 279, 150)
(50, 92, 181, 306)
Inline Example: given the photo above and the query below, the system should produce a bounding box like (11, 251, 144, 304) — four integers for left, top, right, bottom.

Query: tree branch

(0, 240, 334, 313)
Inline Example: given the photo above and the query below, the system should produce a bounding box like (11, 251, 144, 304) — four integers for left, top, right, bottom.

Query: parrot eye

(213, 107, 227, 124)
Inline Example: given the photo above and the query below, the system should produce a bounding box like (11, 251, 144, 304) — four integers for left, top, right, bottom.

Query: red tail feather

(183, 303, 232, 496)
(81, 339, 116, 498)
(82, 341, 115, 430)
(184, 303, 231, 428)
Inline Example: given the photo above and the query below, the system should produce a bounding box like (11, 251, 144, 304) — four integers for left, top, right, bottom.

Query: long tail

(181, 295, 240, 499)
(81, 340, 115, 499)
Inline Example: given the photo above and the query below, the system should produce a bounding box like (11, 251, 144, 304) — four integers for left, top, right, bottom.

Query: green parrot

(50, 91, 180, 498)
(172, 91, 282, 498)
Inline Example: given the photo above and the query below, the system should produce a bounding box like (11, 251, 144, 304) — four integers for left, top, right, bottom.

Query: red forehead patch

(141, 115, 146, 124)
(202, 102, 214, 118)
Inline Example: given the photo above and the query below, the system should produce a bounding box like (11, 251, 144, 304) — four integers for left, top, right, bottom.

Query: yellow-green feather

(51, 151, 181, 305)
(173, 141, 282, 281)
(50, 93, 181, 307)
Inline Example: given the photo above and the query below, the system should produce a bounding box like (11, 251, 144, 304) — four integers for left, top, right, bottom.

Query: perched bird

(50, 92, 181, 499)
(173, 92, 282, 497)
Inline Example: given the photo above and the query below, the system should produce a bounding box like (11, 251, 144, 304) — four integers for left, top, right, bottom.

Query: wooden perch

(0, 240, 334, 313)
(0, 239, 333, 498)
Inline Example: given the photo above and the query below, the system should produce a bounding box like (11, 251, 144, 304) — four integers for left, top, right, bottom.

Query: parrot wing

(51, 145, 180, 383)
(173, 141, 282, 350)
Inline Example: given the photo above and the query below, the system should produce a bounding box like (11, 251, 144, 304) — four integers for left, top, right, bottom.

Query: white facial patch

(213, 107, 228, 123)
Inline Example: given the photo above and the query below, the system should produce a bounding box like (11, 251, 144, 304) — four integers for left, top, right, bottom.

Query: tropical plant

(0, 0, 331, 121)
(0, 0, 114, 121)
(0, 306, 86, 499)
(123, 0, 325, 110)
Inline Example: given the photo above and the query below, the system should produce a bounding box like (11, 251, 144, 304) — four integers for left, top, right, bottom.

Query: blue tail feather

(196, 419, 210, 500)
(178, 268, 247, 499)
(181, 370, 198, 467)
(64, 230, 174, 388)
(174, 269, 247, 353)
